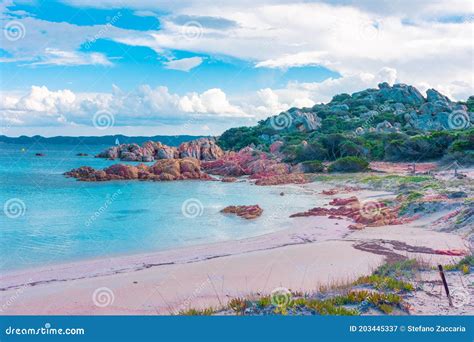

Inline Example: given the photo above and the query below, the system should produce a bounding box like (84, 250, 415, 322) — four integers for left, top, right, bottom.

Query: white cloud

(255, 51, 333, 69)
(14, 86, 77, 113)
(112, 1, 473, 99)
(164, 56, 203, 71)
(0, 13, 130, 66)
(0, 84, 249, 129)
(28, 48, 112, 67)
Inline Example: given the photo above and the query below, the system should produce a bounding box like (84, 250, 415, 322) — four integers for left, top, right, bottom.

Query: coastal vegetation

(177, 259, 429, 316)
(178, 256, 473, 316)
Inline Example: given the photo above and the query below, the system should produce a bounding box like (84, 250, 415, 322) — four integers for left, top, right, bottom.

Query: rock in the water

(220, 205, 263, 219)
(96, 137, 223, 162)
(64, 158, 212, 182)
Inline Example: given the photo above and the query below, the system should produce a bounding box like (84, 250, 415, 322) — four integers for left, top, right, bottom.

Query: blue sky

(0, 0, 472, 136)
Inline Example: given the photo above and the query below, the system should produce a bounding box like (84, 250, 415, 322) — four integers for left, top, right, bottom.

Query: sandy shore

(0, 183, 469, 315)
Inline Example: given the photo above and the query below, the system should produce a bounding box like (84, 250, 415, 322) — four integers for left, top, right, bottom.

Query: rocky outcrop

(376, 120, 401, 133)
(290, 196, 417, 228)
(96, 137, 223, 162)
(64, 158, 212, 182)
(254, 173, 307, 186)
(376, 82, 425, 106)
(202, 146, 291, 178)
(178, 137, 224, 161)
(96, 141, 177, 162)
(221, 177, 238, 182)
(245, 83, 472, 137)
(261, 108, 322, 133)
(201, 146, 311, 185)
(220, 205, 263, 219)
(404, 90, 472, 130)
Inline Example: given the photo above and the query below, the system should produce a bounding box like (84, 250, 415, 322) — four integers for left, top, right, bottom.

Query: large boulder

(376, 83, 425, 106)
(220, 205, 263, 219)
(263, 109, 321, 133)
(178, 137, 224, 161)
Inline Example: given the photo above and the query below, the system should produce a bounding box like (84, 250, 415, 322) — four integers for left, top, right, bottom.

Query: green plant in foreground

(179, 307, 215, 316)
(228, 297, 247, 315)
(378, 303, 394, 314)
(444, 255, 473, 274)
(375, 259, 426, 278)
(355, 275, 414, 292)
(305, 299, 359, 316)
(310, 290, 403, 315)
(257, 295, 271, 308)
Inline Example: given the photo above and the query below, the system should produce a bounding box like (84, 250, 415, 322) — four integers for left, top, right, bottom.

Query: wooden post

(438, 265, 453, 307)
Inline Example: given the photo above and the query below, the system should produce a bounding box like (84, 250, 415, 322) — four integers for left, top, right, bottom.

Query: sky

(0, 0, 473, 137)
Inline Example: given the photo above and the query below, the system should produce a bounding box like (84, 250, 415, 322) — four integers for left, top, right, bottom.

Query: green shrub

(294, 142, 328, 162)
(217, 126, 264, 151)
(328, 156, 369, 173)
(301, 160, 325, 173)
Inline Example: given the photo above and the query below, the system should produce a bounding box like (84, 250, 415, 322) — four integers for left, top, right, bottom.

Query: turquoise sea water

(0, 143, 317, 271)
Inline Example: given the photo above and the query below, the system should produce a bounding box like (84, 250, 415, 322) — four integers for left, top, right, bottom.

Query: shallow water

(0, 143, 320, 271)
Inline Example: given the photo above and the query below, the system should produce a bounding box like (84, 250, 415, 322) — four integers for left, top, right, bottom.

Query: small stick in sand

(437, 265, 453, 307)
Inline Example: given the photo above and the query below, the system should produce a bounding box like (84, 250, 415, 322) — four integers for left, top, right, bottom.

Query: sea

(0, 143, 319, 271)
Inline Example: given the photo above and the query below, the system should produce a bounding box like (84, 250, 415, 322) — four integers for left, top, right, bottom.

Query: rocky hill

(218, 83, 473, 166)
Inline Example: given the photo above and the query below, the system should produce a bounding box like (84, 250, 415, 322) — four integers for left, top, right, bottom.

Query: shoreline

(0, 183, 392, 290)
(0, 181, 469, 315)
